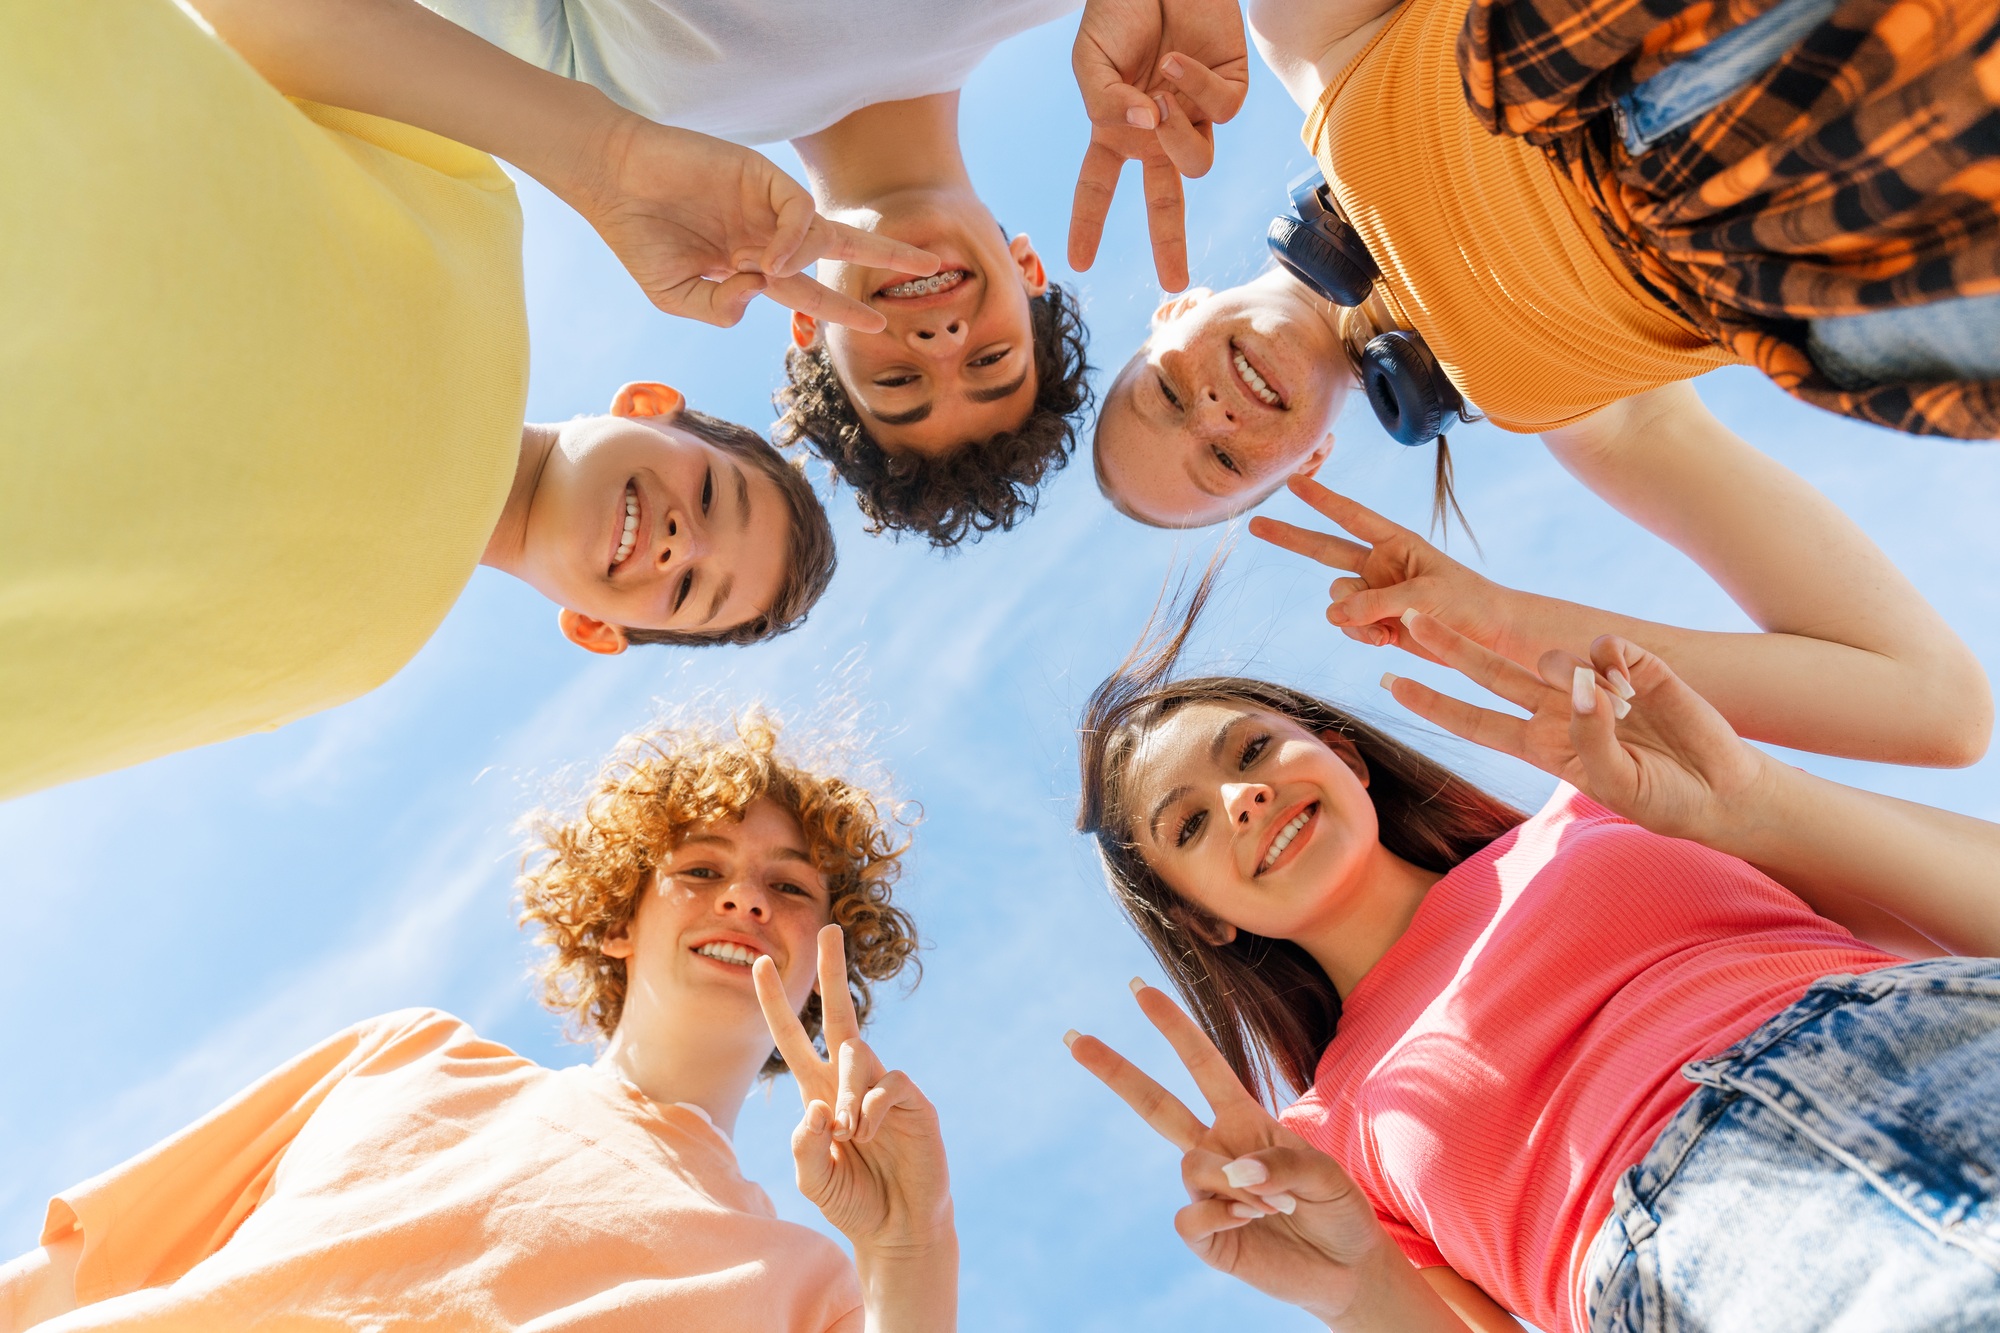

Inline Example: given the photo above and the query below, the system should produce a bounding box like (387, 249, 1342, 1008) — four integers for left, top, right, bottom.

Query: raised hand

(577, 117, 939, 330)
(1250, 476, 1525, 665)
(754, 925, 952, 1254)
(1069, 0, 1250, 291)
(1385, 612, 1774, 845)
(1065, 981, 1398, 1324)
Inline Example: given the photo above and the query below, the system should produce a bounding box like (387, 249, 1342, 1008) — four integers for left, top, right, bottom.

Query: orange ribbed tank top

(1303, 0, 1733, 433)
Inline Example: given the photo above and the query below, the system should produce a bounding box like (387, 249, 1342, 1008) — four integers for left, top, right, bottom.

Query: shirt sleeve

(1379, 1210, 1449, 1270)
(39, 1009, 462, 1306)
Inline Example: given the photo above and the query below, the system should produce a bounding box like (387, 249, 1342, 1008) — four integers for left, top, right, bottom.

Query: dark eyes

(1174, 808, 1207, 848)
(678, 865, 814, 898)
(1172, 733, 1270, 848)
(773, 880, 812, 898)
(875, 373, 919, 388)
(700, 467, 713, 515)
(1213, 446, 1241, 475)
(970, 349, 1008, 369)
(1240, 734, 1269, 766)
(673, 570, 694, 614)
(1157, 371, 1182, 410)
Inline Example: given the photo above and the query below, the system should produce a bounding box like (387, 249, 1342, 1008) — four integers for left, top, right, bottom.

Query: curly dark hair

(774, 283, 1092, 548)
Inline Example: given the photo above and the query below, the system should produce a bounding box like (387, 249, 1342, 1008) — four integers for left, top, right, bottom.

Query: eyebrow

(678, 834, 815, 865)
(1145, 717, 1240, 842)
(862, 368, 1032, 426)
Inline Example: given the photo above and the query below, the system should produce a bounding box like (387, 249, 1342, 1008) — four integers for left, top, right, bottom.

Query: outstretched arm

(1541, 382, 1991, 767)
(186, 0, 935, 328)
(1386, 612, 2000, 958)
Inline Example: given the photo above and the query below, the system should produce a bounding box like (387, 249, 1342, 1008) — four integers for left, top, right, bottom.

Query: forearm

(854, 1230, 958, 1333)
(1542, 383, 1990, 767)
(1309, 1247, 1473, 1333)
(1711, 755, 2000, 957)
(183, 0, 629, 207)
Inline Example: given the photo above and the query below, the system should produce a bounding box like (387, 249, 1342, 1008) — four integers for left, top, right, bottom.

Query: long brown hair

(1075, 571, 1524, 1104)
(1336, 293, 1479, 549)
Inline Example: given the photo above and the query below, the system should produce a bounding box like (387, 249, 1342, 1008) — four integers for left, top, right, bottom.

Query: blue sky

(7, 13, 2000, 1331)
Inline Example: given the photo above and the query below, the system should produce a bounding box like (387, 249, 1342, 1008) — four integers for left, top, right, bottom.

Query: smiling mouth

(1258, 802, 1317, 874)
(878, 268, 969, 299)
(693, 941, 763, 967)
(611, 481, 639, 574)
(1231, 339, 1287, 410)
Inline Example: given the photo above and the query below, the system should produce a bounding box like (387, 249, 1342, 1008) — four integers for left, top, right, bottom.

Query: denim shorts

(1581, 957, 2000, 1333)
(1613, 0, 2000, 387)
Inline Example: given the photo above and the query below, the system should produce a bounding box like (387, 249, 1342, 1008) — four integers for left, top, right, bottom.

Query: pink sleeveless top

(1279, 786, 1900, 1332)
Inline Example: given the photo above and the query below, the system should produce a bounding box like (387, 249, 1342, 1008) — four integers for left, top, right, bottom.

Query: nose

(1192, 384, 1238, 435)
(906, 317, 969, 353)
(1220, 783, 1273, 828)
(656, 507, 712, 571)
(716, 879, 771, 922)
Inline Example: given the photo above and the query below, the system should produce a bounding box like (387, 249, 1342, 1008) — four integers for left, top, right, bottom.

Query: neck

(792, 93, 971, 212)
(595, 995, 769, 1137)
(1292, 846, 1444, 997)
(480, 422, 558, 575)
(1258, 266, 1347, 345)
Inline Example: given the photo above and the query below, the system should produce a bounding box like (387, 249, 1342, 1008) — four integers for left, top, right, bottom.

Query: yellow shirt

(18, 1010, 864, 1331)
(0, 0, 529, 801)
(1303, 0, 1732, 433)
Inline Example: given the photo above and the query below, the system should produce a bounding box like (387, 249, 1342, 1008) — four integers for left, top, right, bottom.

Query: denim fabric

(1613, 0, 1844, 156)
(1582, 958, 2000, 1333)
(1807, 293, 2000, 389)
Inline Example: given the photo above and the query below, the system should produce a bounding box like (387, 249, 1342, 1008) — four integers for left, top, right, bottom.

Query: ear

(1294, 433, 1335, 479)
(601, 919, 635, 960)
(558, 609, 630, 656)
(1008, 233, 1050, 298)
(790, 311, 818, 350)
(1150, 287, 1213, 327)
(1317, 727, 1371, 788)
(1179, 905, 1239, 948)
(611, 381, 685, 420)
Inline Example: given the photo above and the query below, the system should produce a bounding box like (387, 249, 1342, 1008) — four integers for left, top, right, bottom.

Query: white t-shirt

(426, 0, 1081, 145)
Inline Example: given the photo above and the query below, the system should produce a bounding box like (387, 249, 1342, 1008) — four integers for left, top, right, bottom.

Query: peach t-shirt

(1280, 787, 1900, 1333)
(21, 1010, 862, 1332)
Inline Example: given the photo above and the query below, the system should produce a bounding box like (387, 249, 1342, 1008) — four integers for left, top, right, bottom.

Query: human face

(608, 798, 832, 1026)
(812, 200, 1048, 459)
(517, 415, 790, 641)
(1095, 276, 1349, 527)
(1122, 701, 1379, 944)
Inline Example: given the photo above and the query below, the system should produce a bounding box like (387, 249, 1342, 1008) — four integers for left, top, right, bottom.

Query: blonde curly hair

(518, 711, 919, 1077)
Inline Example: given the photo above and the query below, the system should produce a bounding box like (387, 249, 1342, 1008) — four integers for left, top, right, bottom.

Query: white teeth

(1234, 350, 1281, 406)
(697, 941, 761, 966)
(1260, 807, 1314, 870)
(613, 484, 637, 567)
(881, 269, 969, 298)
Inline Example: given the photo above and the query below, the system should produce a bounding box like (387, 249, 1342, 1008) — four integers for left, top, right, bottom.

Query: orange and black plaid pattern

(1458, 0, 2000, 438)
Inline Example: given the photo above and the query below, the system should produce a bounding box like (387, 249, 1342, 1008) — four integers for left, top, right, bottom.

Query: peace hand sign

(754, 925, 953, 1254)
(1385, 612, 1775, 846)
(579, 117, 939, 330)
(1069, 0, 1250, 291)
(1066, 981, 1396, 1324)
(1250, 477, 1523, 664)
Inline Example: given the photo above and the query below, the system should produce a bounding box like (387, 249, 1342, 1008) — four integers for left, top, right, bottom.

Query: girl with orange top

(1064, 557, 2000, 1332)
(0, 716, 955, 1333)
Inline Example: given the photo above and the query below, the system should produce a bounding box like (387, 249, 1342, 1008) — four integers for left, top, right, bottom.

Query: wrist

(510, 81, 640, 216)
(850, 1206, 958, 1269)
(1698, 746, 1798, 861)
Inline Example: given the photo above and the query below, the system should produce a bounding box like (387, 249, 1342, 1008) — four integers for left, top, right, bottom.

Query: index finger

(815, 924, 861, 1051)
(1287, 476, 1409, 547)
(753, 954, 826, 1086)
(1246, 515, 1370, 572)
(1140, 152, 1189, 292)
(1131, 982, 1263, 1120)
(1069, 138, 1126, 273)
(1398, 611, 1549, 713)
(798, 216, 939, 278)
(1064, 1030, 1209, 1152)
(761, 271, 886, 333)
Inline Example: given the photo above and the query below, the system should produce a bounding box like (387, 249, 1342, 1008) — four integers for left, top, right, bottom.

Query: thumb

(791, 1099, 838, 1203)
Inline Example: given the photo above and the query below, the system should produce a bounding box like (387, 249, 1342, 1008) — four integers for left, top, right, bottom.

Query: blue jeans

(1614, 0, 2000, 386)
(1582, 958, 2000, 1333)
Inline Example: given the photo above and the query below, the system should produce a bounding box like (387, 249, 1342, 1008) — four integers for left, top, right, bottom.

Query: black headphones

(1266, 168, 1464, 446)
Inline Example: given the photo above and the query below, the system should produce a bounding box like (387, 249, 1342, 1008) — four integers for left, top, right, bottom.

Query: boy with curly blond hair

(0, 715, 956, 1333)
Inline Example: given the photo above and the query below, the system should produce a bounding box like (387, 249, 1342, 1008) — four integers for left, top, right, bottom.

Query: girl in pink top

(1065, 509, 2000, 1331)
(0, 715, 956, 1333)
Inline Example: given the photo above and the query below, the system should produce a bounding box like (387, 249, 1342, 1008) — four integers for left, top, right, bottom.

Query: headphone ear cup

(1361, 330, 1461, 446)
(1266, 215, 1376, 308)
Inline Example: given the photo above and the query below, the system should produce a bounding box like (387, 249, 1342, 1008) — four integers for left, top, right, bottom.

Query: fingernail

(1154, 94, 1171, 121)
(1062, 1028, 1080, 1049)
(808, 1102, 830, 1133)
(1572, 666, 1597, 714)
(1380, 672, 1400, 691)
(1162, 55, 1184, 77)
(1263, 1191, 1298, 1214)
(1229, 1201, 1262, 1220)
(1222, 1157, 1268, 1188)
(1608, 668, 1635, 701)
(833, 1116, 852, 1141)
(1129, 976, 1146, 996)
(1125, 106, 1152, 128)
(1611, 694, 1631, 720)
(1400, 608, 1420, 628)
